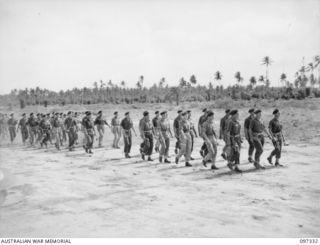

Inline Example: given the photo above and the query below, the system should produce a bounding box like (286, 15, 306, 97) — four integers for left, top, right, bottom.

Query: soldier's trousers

(204, 136, 217, 164)
(247, 139, 255, 157)
(270, 136, 282, 160)
(97, 125, 104, 146)
(21, 128, 28, 143)
(222, 135, 231, 157)
(175, 137, 180, 151)
(85, 131, 94, 150)
(253, 135, 264, 164)
(112, 126, 121, 147)
(141, 133, 153, 156)
(68, 128, 76, 149)
(229, 141, 241, 165)
(9, 127, 16, 142)
(123, 131, 132, 154)
(41, 130, 50, 146)
(29, 127, 37, 145)
(53, 127, 61, 149)
(190, 134, 194, 153)
(177, 133, 192, 162)
(159, 136, 170, 158)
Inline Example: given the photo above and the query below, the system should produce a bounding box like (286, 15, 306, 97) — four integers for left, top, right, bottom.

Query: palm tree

(258, 75, 265, 85)
(214, 71, 222, 85)
(120, 81, 126, 87)
(249, 76, 257, 87)
(159, 77, 166, 87)
(190, 75, 197, 85)
(179, 77, 187, 87)
(280, 73, 287, 87)
(234, 71, 243, 84)
(262, 56, 273, 86)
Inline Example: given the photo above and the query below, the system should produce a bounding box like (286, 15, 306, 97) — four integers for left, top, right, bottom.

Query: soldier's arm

(248, 121, 254, 141)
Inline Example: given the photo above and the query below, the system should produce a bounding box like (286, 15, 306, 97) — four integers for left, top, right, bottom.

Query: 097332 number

(300, 239, 318, 244)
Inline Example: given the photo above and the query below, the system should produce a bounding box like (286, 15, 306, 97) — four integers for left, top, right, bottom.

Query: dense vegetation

(1, 56, 320, 109)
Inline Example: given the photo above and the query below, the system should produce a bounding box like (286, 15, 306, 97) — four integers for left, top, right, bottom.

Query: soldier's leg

(176, 138, 186, 162)
(147, 134, 153, 156)
(204, 141, 214, 163)
(248, 139, 254, 161)
(128, 134, 132, 154)
(253, 137, 263, 166)
(185, 136, 192, 163)
(275, 139, 282, 164)
(123, 135, 128, 154)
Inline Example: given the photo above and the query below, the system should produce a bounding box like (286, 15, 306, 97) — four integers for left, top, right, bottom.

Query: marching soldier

(244, 108, 256, 163)
(187, 110, 197, 160)
(111, 111, 121, 148)
(120, 112, 136, 158)
(220, 109, 230, 160)
(18, 113, 28, 144)
(159, 111, 173, 163)
(199, 108, 209, 158)
(139, 111, 154, 161)
(201, 111, 219, 170)
(39, 114, 51, 148)
(94, 110, 110, 147)
(60, 113, 67, 145)
(7, 113, 17, 143)
(82, 111, 95, 154)
(175, 111, 192, 167)
(152, 111, 161, 153)
(227, 110, 243, 172)
(248, 109, 273, 169)
(52, 112, 62, 150)
(35, 113, 42, 144)
(173, 110, 183, 154)
(267, 109, 285, 167)
(27, 113, 38, 146)
(64, 111, 77, 151)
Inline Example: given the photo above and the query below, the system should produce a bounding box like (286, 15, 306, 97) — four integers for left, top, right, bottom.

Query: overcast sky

(0, 0, 319, 94)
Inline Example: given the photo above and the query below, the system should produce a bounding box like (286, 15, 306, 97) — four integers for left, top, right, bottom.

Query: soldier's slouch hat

(114, 111, 118, 115)
(202, 108, 207, 113)
(254, 109, 261, 114)
(225, 109, 230, 114)
(143, 111, 149, 116)
(97, 110, 102, 114)
(125, 112, 129, 116)
(207, 111, 214, 117)
(230, 110, 238, 116)
(160, 111, 167, 115)
(177, 110, 182, 114)
(155, 111, 159, 114)
(248, 108, 255, 113)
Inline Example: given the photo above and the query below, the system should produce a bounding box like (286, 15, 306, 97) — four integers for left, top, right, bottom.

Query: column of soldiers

(2, 108, 287, 172)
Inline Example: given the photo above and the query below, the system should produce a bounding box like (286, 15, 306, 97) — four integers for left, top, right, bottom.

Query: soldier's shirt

(228, 120, 241, 136)
(111, 117, 120, 126)
(202, 121, 216, 137)
(7, 118, 17, 127)
(64, 117, 77, 130)
(42, 119, 51, 130)
(82, 117, 94, 129)
(220, 115, 228, 131)
(19, 118, 28, 129)
(173, 116, 181, 136)
(198, 114, 207, 127)
(140, 118, 153, 133)
(52, 118, 61, 128)
(269, 118, 282, 134)
(224, 118, 232, 134)
(120, 118, 133, 130)
(160, 119, 170, 138)
(152, 117, 160, 129)
(94, 115, 106, 126)
(244, 116, 253, 130)
(188, 119, 196, 136)
(180, 120, 191, 134)
(249, 118, 265, 133)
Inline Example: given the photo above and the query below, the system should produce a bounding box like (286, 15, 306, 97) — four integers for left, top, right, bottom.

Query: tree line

(1, 55, 320, 109)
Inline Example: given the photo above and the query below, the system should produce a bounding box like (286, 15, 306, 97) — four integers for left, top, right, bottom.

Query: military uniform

(188, 118, 197, 154)
(268, 118, 283, 163)
(159, 117, 171, 161)
(120, 117, 133, 157)
(82, 115, 95, 153)
(18, 117, 29, 143)
(198, 113, 208, 157)
(64, 115, 77, 150)
(28, 115, 38, 145)
(139, 117, 154, 158)
(202, 120, 218, 168)
(52, 116, 62, 150)
(94, 114, 109, 147)
(228, 119, 242, 166)
(176, 119, 192, 165)
(173, 115, 181, 154)
(249, 118, 266, 165)
(111, 115, 121, 148)
(244, 115, 255, 161)
(152, 115, 161, 152)
(39, 117, 51, 147)
(7, 117, 17, 143)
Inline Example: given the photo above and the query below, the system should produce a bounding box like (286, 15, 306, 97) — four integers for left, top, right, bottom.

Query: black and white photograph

(0, 0, 319, 242)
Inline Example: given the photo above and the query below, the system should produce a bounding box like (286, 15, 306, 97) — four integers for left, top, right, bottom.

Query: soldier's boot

(164, 158, 171, 163)
(248, 156, 254, 163)
(199, 150, 204, 158)
(254, 162, 265, 170)
(88, 149, 93, 154)
(211, 164, 219, 170)
(175, 157, 179, 164)
(174, 148, 178, 154)
(234, 165, 242, 173)
(159, 156, 163, 163)
(267, 156, 273, 165)
(185, 162, 192, 167)
(227, 161, 234, 170)
(190, 156, 195, 161)
(275, 160, 283, 167)
(202, 160, 207, 167)
(147, 156, 153, 162)
(155, 145, 159, 153)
